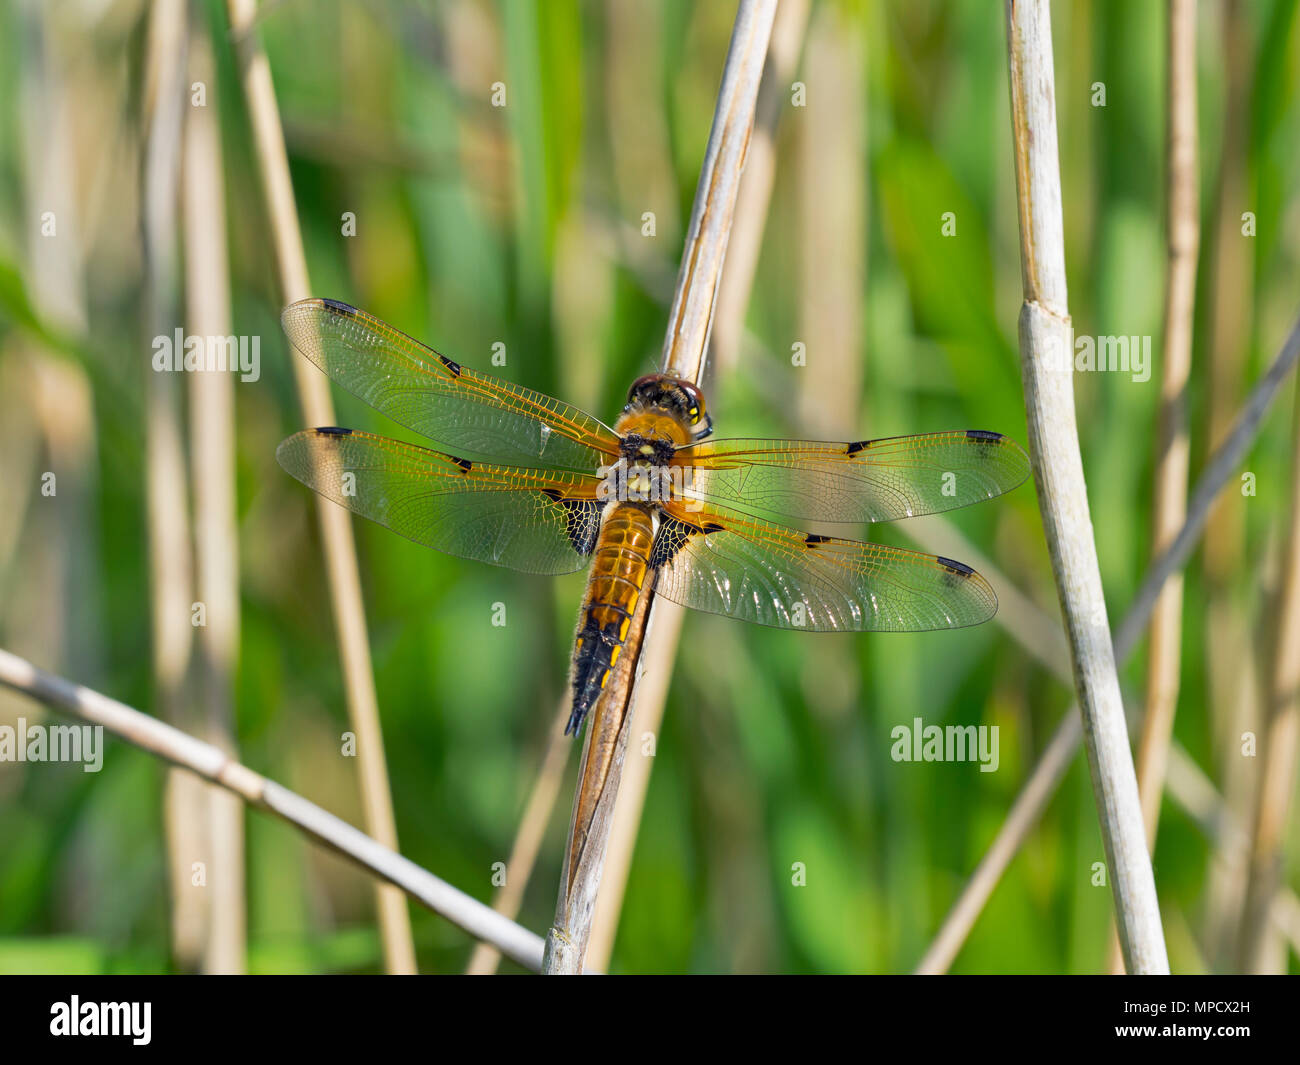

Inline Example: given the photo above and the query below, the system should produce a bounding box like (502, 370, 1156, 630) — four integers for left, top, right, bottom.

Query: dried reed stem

(916, 315, 1300, 973)
(543, 0, 778, 975)
(465, 701, 572, 974)
(1005, 0, 1167, 973)
(710, 0, 811, 377)
(1239, 376, 1300, 971)
(0, 649, 544, 971)
(584, 0, 809, 974)
(1133, 0, 1201, 855)
(182, 20, 246, 974)
(224, 0, 416, 973)
(1201, 0, 1258, 966)
(1167, 749, 1300, 956)
(142, 0, 205, 969)
(796, 2, 863, 439)
(1109, 0, 1200, 974)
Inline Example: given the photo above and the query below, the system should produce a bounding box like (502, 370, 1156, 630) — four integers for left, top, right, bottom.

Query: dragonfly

(277, 299, 1031, 736)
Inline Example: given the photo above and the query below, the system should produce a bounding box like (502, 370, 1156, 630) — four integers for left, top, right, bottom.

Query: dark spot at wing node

(438, 354, 463, 377)
(805, 533, 833, 545)
(846, 440, 871, 456)
(450, 456, 473, 472)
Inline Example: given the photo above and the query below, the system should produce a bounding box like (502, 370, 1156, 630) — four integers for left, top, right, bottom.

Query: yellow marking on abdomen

(584, 504, 655, 632)
(567, 503, 656, 731)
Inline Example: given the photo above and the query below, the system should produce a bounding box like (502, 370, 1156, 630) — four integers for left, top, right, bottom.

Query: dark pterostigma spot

(438, 353, 462, 377)
(936, 556, 975, 578)
(315, 426, 353, 436)
(965, 429, 1004, 443)
(449, 455, 473, 472)
(320, 298, 359, 317)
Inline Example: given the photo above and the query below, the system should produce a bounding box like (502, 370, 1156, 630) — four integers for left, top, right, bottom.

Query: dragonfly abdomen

(567, 503, 655, 735)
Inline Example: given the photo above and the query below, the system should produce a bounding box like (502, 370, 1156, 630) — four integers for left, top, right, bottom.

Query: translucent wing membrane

(652, 502, 998, 632)
(277, 428, 603, 575)
(678, 431, 1030, 524)
(281, 299, 621, 472)
(277, 300, 1022, 635)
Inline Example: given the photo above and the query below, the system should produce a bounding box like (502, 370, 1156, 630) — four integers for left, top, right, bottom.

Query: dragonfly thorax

(275, 299, 1029, 741)
(617, 431, 676, 465)
(598, 443, 682, 505)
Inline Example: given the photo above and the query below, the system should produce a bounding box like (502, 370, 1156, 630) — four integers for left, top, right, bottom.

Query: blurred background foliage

(0, 0, 1297, 974)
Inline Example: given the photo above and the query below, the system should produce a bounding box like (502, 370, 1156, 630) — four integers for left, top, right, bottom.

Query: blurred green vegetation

(0, 0, 1297, 974)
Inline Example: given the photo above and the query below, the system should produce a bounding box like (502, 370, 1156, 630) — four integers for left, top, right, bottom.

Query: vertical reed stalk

(142, 0, 207, 969)
(225, 0, 417, 975)
(543, 0, 779, 975)
(11, 3, 97, 679)
(183, 21, 246, 975)
(1134, 0, 1201, 860)
(1200, 0, 1259, 965)
(795, 0, 864, 441)
(1239, 377, 1300, 971)
(1108, 0, 1200, 974)
(709, 0, 811, 377)
(915, 315, 1300, 972)
(1004, 0, 1169, 974)
(604, 0, 682, 249)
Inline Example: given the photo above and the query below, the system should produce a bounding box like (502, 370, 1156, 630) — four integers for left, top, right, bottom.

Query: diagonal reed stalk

(911, 505, 1300, 965)
(542, 0, 779, 976)
(916, 314, 1300, 973)
(224, 0, 416, 974)
(1005, 0, 1169, 974)
(592, 130, 1298, 974)
(585, 0, 811, 974)
(590, 107, 1294, 973)
(0, 648, 545, 971)
(464, 700, 572, 975)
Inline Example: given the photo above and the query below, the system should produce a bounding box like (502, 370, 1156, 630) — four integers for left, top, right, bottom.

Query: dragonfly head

(624, 374, 713, 441)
